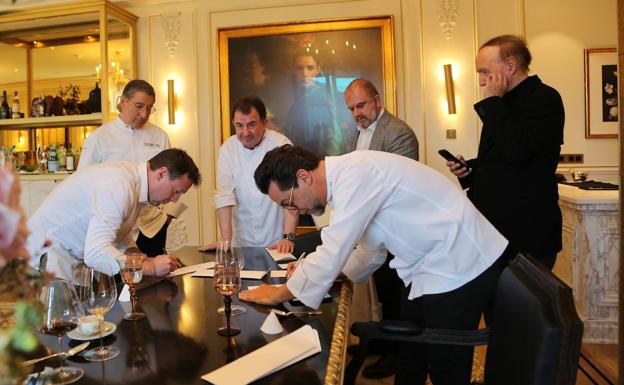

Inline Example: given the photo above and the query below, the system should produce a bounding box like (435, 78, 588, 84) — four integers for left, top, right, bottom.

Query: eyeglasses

(125, 98, 156, 113)
(280, 185, 297, 211)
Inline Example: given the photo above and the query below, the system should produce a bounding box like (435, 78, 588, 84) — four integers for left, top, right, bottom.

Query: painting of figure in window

(219, 17, 395, 156)
(601, 64, 618, 122)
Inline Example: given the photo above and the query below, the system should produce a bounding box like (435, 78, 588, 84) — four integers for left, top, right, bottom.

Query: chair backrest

(484, 254, 583, 385)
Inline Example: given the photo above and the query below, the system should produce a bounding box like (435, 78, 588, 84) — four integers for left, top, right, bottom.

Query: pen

(287, 252, 306, 279)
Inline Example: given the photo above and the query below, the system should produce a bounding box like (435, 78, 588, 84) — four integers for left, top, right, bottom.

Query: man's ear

(296, 169, 312, 186)
(504, 56, 518, 74)
(156, 166, 168, 181)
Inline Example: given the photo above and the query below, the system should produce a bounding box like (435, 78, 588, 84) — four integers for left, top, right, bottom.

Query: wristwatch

(283, 233, 295, 241)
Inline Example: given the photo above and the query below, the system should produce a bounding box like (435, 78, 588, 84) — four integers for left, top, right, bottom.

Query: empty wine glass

(216, 242, 246, 316)
(116, 252, 146, 321)
(73, 264, 119, 361)
(39, 279, 85, 384)
(214, 248, 241, 337)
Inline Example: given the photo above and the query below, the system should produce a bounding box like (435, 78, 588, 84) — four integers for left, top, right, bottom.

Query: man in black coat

(446, 35, 564, 269)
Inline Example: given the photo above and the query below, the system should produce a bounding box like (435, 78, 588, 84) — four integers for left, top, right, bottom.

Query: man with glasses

(79, 79, 183, 261)
(200, 95, 297, 252)
(241, 144, 512, 385)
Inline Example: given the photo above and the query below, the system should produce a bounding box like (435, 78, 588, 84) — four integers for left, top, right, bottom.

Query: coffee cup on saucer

(79, 315, 100, 335)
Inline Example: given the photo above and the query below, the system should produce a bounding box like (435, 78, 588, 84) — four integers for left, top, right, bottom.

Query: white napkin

(265, 248, 296, 262)
(192, 270, 267, 280)
(260, 310, 284, 334)
(118, 284, 130, 302)
(168, 262, 215, 278)
(270, 270, 288, 278)
(201, 325, 321, 385)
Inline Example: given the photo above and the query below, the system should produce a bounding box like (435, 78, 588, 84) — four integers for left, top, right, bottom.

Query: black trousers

(394, 256, 505, 385)
(370, 253, 402, 355)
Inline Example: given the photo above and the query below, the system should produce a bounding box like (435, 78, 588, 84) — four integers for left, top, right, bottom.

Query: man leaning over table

(27, 148, 201, 281)
(79, 79, 186, 258)
(200, 95, 297, 253)
(240, 144, 512, 385)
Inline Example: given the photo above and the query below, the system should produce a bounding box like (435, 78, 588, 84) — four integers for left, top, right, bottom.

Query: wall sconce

(167, 79, 176, 125)
(443, 64, 457, 114)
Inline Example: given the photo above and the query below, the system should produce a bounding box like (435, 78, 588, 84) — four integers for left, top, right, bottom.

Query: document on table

(277, 263, 290, 270)
(192, 270, 267, 280)
(265, 248, 297, 262)
(201, 324, 321, 385)
(270, 270, 288, 278)
(168, 262, 215, 278)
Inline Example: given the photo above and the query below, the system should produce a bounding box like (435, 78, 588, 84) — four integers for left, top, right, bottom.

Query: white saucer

(67, 321, 116, 341)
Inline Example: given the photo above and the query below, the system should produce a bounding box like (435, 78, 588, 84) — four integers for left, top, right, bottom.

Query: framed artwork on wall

(218, 16, 395, 156)
(584, 48, 618, 139)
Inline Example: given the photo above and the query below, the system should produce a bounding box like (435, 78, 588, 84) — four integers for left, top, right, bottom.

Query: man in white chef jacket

(240, 144, 512, 385)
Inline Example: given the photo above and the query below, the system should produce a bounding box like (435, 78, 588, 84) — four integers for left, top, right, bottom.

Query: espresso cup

(79, 315, 100, 335)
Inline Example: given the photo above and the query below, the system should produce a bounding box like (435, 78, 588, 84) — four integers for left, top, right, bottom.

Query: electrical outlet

(446, 129, 456, 139)
(558, 153, 584, 164)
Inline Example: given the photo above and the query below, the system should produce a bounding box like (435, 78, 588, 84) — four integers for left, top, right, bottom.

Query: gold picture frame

(218, 16, 395, 156)
(584, 48, 618, 139)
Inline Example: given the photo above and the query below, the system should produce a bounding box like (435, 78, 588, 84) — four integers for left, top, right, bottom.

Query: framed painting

(584, 48, 618, 138)
(218, 16, 395, 156)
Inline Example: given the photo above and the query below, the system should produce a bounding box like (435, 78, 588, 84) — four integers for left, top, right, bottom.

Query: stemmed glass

(214, 245, 241, 337)
(216, 242, 246, 316)
(73, 264, 119, 361)
(39, 279, 85, 385)
(116, 252, 146, 321)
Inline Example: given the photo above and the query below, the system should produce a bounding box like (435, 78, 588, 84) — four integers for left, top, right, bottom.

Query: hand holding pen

(286, 252, 306, 279)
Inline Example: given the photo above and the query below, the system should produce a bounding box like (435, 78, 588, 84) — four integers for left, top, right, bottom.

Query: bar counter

(32, 246, 353, 385)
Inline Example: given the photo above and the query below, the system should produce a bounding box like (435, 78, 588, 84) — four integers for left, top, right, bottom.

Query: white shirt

(78, 117, 171, 169)
(355, 109, 384, 151)
(214, 130, 291, 247)
(27, 162, 149, 280)
(287, 151, 508, 308)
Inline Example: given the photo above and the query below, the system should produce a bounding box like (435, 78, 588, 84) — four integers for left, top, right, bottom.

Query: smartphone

(438, 149, 468, 168)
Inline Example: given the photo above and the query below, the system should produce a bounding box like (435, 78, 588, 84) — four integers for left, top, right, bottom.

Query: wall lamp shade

(167, 79, 176, 125)
(443, 64, 457, 114)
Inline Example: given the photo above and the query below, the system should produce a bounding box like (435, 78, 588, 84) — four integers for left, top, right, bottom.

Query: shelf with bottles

(0, 113, 103, 129)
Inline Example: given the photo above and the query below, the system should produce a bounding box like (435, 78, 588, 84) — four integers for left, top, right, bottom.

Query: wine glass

(116, 252, 146, 321)
(216, 242, 246, 316)
(214, 251, 241, 337)
(39, 279, 85, 385)
(73, 264, 119, 361)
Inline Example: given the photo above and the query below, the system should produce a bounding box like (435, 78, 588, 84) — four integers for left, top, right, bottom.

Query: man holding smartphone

(446, 35, 564, 269)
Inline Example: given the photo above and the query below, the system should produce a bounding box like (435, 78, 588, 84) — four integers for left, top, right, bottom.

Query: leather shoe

(362, 355, 396, 379)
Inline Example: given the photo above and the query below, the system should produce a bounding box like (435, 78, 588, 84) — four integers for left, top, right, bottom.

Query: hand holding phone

(438, 149, 468, 168)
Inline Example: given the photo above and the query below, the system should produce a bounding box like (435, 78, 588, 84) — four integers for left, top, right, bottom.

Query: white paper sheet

(192, 270, 267, 280)
(270, 270, 288, 278)
(118, 284, 130, 302)
(265, 248, 296, 262)
(201, 325, 321, 385)
(277, 263, 290, 270)
(168, 262, 215, 278)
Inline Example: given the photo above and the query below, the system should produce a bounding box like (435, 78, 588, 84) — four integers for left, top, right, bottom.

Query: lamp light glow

(167, 79, 176, 125)
(443, 64, 457, 114)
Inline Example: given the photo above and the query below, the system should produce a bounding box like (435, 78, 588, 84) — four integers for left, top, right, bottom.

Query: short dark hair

(231, 95, 267, 121)
(122, 79, 156, 99)
(345, 78, 379, 98)
(149, 148, 201, 186)
(480, 35, 532, 72)
(254, 144, 320, 194)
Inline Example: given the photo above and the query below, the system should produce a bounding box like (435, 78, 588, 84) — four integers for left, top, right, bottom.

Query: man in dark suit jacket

(344, 78, 419, 379)
(446, 35, 564, 270)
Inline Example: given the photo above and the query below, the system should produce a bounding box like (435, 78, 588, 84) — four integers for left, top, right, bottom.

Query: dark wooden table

(33, 246, 352, 385)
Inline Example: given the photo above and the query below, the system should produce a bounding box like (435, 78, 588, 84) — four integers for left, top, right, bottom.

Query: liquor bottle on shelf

(58, 144, 66, 169)
(0, 91, 10, 119)
(47, 144, 59, 172)
(11, 91, 20, 119)
(66, 144, 75, 171)
(32, 93, 47, 117)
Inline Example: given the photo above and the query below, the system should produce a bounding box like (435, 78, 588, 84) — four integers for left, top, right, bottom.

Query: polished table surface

(33, 246, 352, 385)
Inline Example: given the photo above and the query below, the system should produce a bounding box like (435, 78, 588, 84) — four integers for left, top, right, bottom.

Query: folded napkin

(118, 284, 130, 302)
(265, 248, 296, 262)
(168, 262, 215, 278)
(192, 270, 267, 280)
(201, 325, 321, 385)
